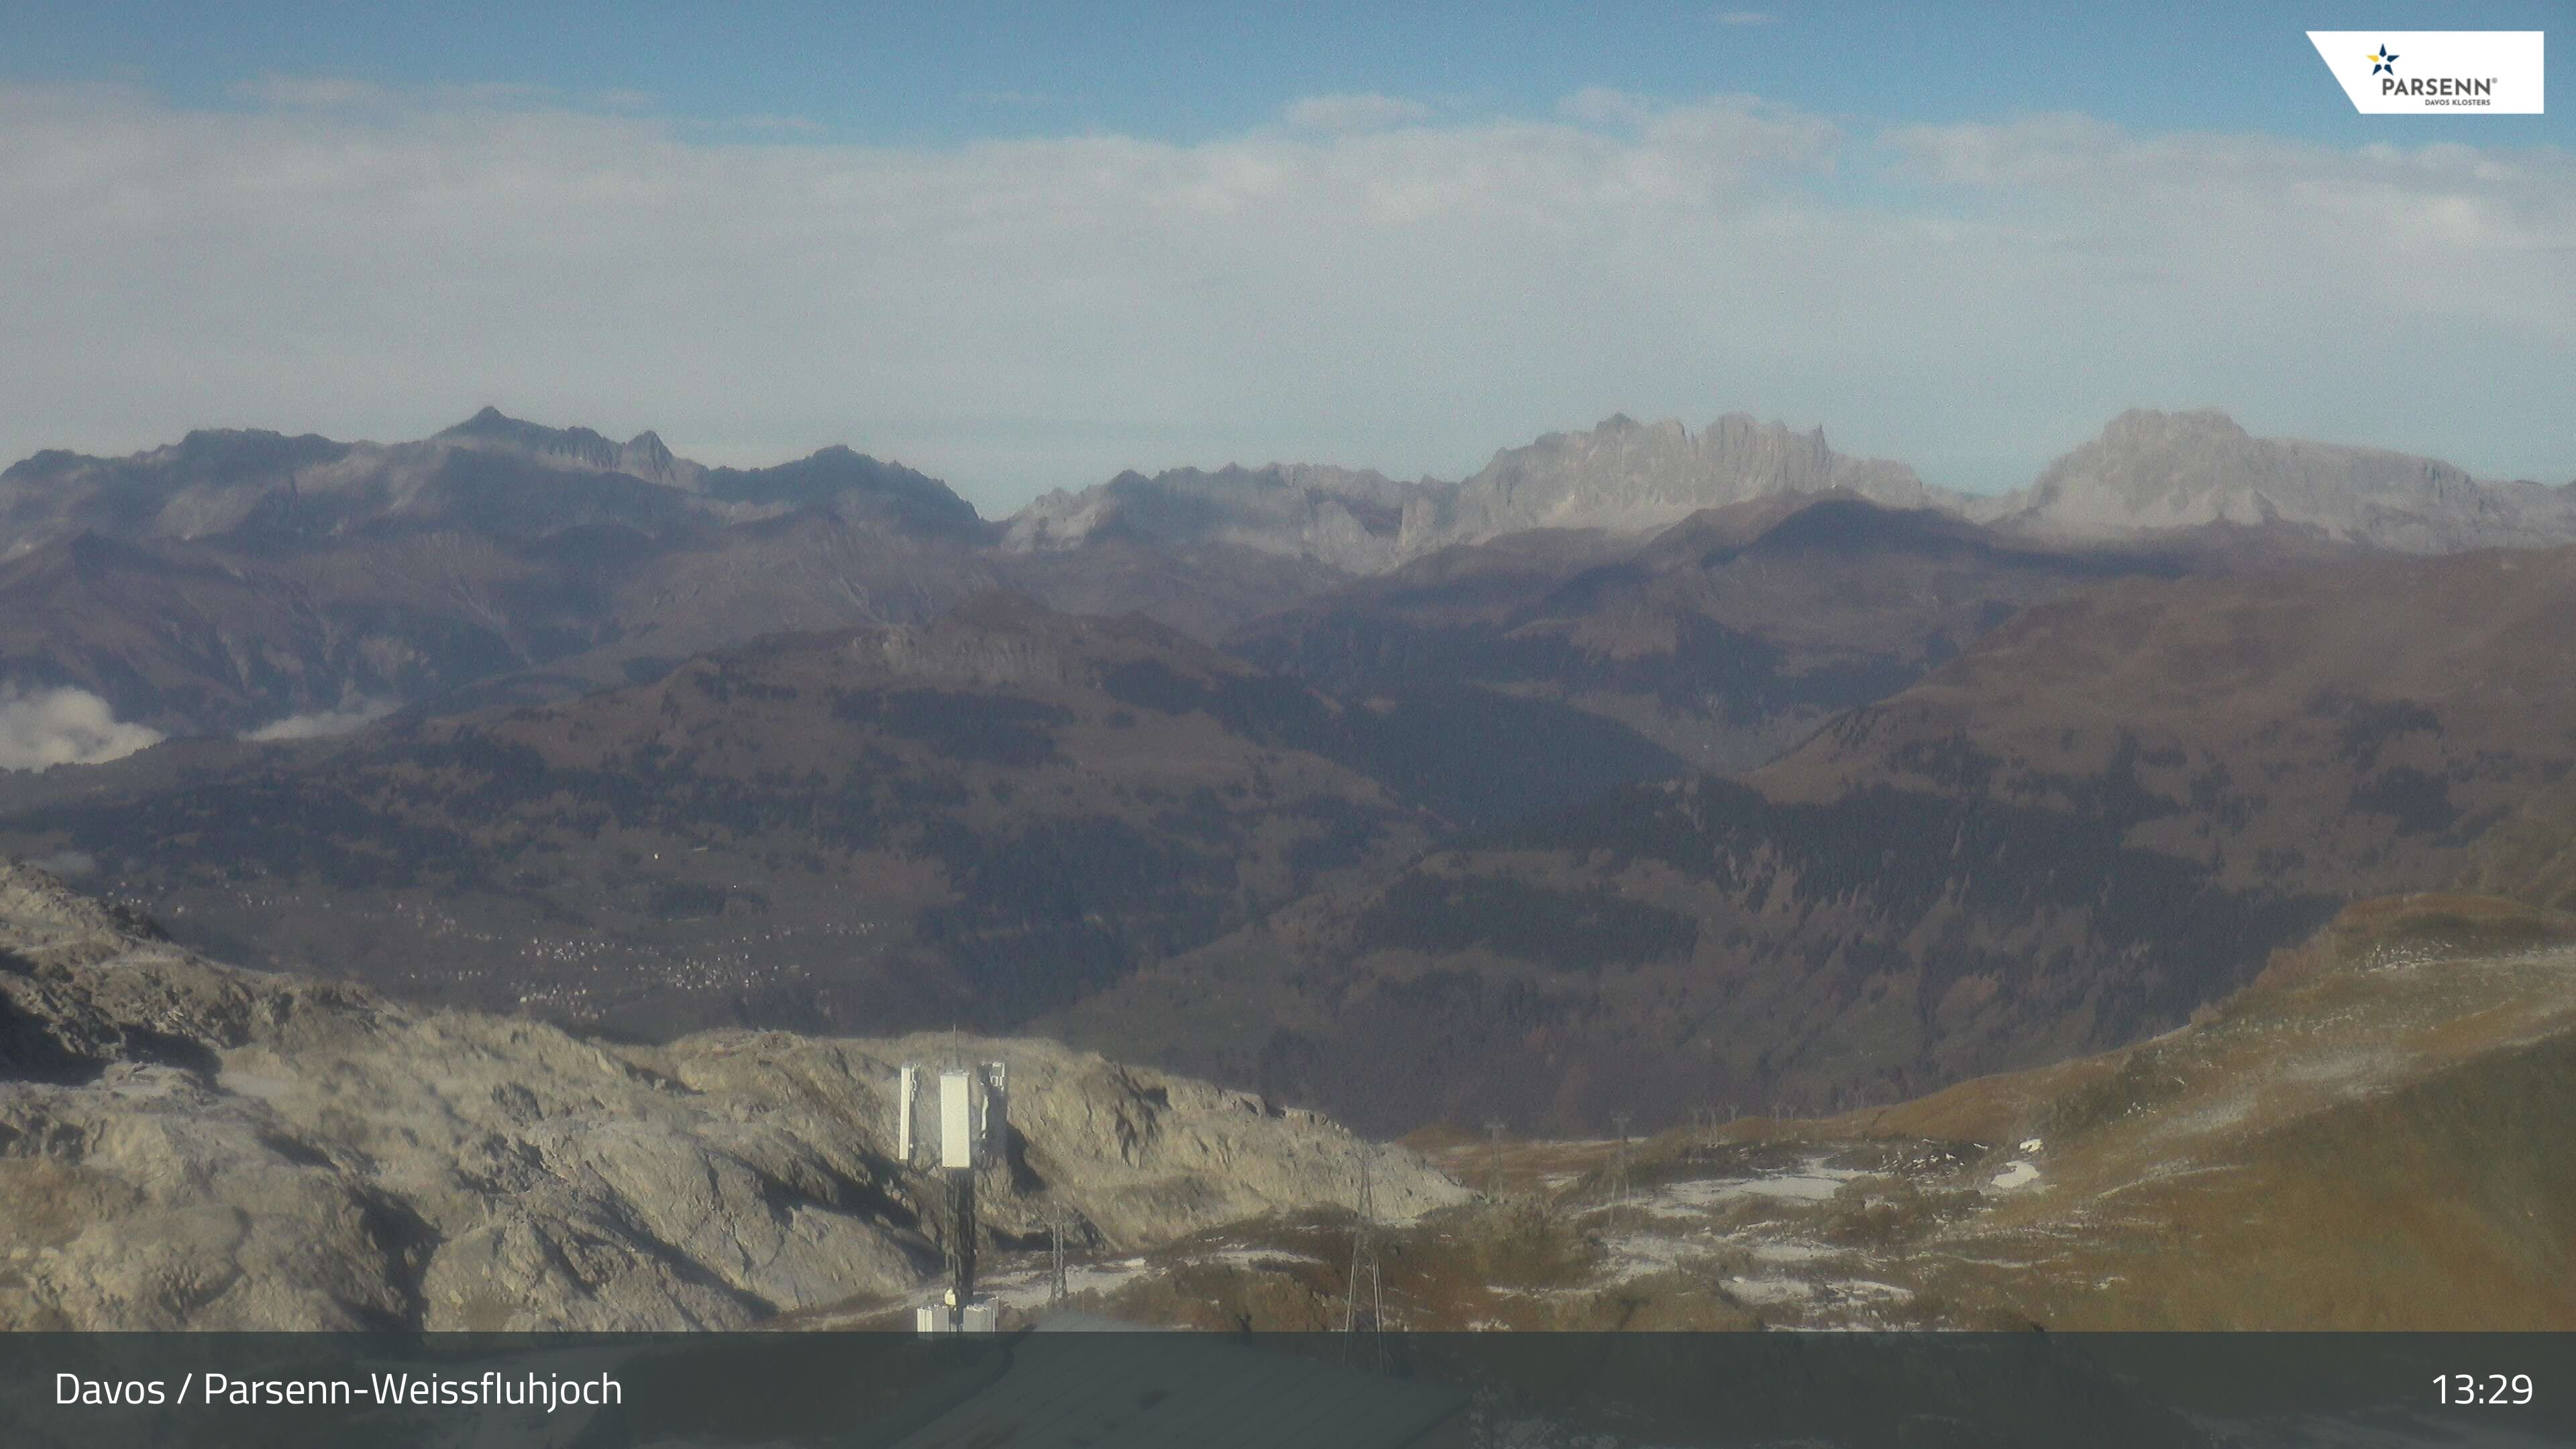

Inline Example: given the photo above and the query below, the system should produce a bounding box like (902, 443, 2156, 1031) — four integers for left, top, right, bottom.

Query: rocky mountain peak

(433, 407, 631, 474)
(424, 409, 700, 489)
(618, 428, 681, 485)
(1991, 409, 2576, 553)
(2098, 406, 2253, 449)
(1002, 462, 1432, 574)
(1000, 413, 1955, 572)
(1425, 411, 1939, 545)
(699, 445, 985, 538)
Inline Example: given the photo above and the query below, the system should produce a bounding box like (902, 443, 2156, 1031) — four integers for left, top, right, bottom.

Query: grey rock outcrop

(1982, 409, 2576, 553)
(1000, 410, 2576, 571)
(0, 411, 973, 561)
(434, 405, 704, 491)
(1417, 413, 1954, 547)
(1004, 464, 1441, 574)
(0, 860, 1462, 1330)
(1001, 416, 1953, 570)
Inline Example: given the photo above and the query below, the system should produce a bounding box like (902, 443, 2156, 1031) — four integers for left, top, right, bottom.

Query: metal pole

(950, 1166, 976, 1326)
(1344, 1148, 1377, 1335)
(1049, 1211, 1068, 1309)
(1610, 1112, 1633, 1230)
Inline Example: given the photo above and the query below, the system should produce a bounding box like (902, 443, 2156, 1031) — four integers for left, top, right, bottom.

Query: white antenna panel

(940, 1070, 975, 1170)
(979, 1061, 1008, 1154)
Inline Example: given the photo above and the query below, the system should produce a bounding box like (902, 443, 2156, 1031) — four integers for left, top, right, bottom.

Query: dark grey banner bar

(3, 1330, 2569, 1446)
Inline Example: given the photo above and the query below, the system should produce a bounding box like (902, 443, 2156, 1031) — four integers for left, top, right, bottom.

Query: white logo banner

(2307, 31, 2544, 114)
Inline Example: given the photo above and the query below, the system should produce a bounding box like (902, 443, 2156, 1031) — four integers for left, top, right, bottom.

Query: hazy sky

(3, 2, 2570, 514)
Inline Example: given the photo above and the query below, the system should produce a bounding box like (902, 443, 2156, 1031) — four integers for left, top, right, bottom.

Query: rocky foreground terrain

(5, 845, 2571, 1337)
(0, 859, 1462, 1331)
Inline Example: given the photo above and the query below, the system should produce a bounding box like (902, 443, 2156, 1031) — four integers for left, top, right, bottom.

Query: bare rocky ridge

(0, 859, 1462, 1330)
(1000, 415, 1953, 572)
(1004, 464, 1438, 576)
(435, 406, 706, 493)
(1418, 413, 1955, 548)
(1000, 409, 2576, 574)
(1980, 408, 2576, 553)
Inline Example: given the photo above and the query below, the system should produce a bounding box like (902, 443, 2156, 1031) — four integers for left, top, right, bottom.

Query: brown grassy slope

(1832, 893, 2576, 1328)
(1065, 545, 2576, 1137)
(992, 899, 2576, 1333)
(1757, 545, 2576, 901)
(2461, 767, 2576, 914)
(0, 531, 621, 734)
(0, 596, 1440, 1036)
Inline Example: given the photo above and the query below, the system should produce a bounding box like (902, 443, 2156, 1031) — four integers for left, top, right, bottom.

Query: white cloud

(1558, 86, 1656, 127)
(0, 686, 164, 771)
(0, 83, 2568, 507)
(243, 700, 396, 742)
(229, 74, 396, 109)
(1283, 93, 1432, 133)
(681, 113, 828, 136)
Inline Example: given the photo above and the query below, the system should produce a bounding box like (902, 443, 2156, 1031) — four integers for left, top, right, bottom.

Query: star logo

(2368, 44, 2400, 75)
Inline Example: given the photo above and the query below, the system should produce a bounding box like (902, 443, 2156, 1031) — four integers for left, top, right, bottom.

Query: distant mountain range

(4, 403, 2567, 746)
(0, 410, 1012, 738)
(1008, 409, 2576, 572)
(7, 404, 2576, 1133)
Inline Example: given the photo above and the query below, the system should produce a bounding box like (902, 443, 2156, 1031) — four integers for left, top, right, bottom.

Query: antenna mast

(901, 1057, 1010, 1333)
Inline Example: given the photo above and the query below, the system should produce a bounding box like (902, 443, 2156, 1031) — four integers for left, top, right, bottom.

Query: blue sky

(1, 3, 2569, 508)
(14, 1, 2567, 147)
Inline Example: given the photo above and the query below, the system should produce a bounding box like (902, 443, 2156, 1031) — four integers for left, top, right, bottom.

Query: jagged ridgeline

(11, 404, 2567, 745)
(0, 411, 1005, 737)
